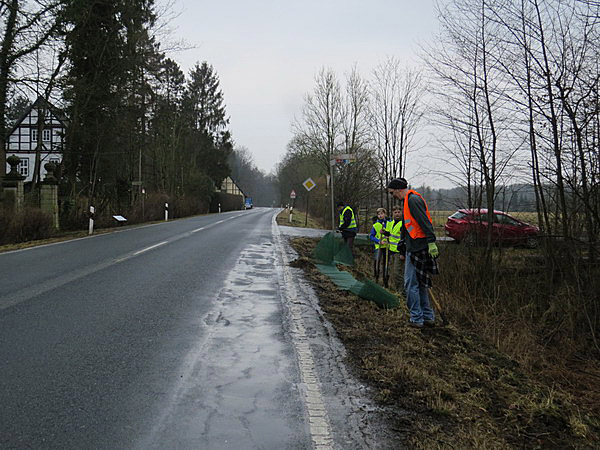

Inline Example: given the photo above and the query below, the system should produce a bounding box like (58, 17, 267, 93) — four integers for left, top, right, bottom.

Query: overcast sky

(165, 0, 441, 184)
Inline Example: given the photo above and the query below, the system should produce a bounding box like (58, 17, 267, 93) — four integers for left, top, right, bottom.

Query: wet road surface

(1, 208, 396, 449)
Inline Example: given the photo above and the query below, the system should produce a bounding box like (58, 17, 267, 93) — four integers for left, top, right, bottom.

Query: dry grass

(276, 208, 325, 229)
(290, 237, 600, 448)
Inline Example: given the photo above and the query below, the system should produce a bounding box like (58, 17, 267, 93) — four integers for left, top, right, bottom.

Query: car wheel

(526, 236, 538, 249)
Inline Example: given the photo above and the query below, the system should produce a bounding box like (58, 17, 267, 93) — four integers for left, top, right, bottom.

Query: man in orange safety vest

(387, 177, 439, 328)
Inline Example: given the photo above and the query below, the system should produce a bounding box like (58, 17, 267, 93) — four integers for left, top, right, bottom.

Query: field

(430, 210, 539, 228)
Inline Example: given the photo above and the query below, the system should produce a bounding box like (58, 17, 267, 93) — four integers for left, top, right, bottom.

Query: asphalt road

(0, 208, 310, 449)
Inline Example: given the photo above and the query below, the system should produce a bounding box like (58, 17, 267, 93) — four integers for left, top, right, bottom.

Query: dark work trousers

(342, 231, 356, 254)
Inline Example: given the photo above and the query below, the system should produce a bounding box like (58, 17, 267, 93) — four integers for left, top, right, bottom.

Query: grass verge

(290, 237, 599, 449)
(276, 208, 325, 229)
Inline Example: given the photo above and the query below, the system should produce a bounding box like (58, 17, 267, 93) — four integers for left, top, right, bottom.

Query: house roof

(222, 175, 246, 197)
(6, 96, 67, 137)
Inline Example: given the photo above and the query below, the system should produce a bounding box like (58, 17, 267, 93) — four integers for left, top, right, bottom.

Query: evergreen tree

(182, 62, 232, 190)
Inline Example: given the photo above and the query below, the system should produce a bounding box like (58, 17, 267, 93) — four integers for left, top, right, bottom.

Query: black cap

(387, 178, 408, 190)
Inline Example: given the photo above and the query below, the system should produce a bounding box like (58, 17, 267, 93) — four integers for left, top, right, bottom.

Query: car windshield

(450, 211, 467, 219)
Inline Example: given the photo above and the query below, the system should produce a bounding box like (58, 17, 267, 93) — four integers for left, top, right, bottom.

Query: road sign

(302, 178, 316, 191)
(331, 154, 356, 165)
(290, 190, 296, 199)
(332, 154, 354, 160)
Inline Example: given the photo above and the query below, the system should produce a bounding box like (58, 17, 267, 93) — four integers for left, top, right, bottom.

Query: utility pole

(329, 161, 335, 230)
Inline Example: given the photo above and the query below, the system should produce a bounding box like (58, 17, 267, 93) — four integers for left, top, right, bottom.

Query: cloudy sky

(165, 0, 441, 183)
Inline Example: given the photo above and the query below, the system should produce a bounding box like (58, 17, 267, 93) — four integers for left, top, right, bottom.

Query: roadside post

(141, 188, 145, 220)
(218, 203, 221, 213)
(302, 178, 316, 227)
(164, 203, 169, 221)
(88, 206, 95, 235)
(289, 190, 296, 223)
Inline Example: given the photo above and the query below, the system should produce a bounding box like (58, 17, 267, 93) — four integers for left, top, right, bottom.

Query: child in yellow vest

(369, 208, 391, 283)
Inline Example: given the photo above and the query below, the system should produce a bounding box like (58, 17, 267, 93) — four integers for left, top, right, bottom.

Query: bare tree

(369, 58, 424, 209)
(425, 0, 518, 254)
(0, 0, 62, 180)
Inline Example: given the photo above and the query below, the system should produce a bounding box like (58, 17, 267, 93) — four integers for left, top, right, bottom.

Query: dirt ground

(289, 237, 599, 449)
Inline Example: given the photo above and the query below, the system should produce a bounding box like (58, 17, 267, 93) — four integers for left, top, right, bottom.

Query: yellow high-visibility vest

(386, 220, 403, 252)
(372, 221, 391, 249)
(339, 206, 357, 231)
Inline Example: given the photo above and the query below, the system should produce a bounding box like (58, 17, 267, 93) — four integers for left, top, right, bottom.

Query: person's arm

(407, 195, 436, 243)
(369, 226, 380, 244)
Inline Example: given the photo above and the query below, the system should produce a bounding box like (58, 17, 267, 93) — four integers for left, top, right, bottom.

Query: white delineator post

(88, 206, 95, 235)
(164, 203, 169, 221)
(218, 203, 221, 213)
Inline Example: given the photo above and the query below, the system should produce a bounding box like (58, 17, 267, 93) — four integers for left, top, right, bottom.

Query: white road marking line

(0, 213, 260, 309)
(272, 213, 333, 449)
(133, 241, 168, 256)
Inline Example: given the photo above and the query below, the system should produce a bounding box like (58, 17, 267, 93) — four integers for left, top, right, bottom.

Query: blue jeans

(404, 252, 435, 324)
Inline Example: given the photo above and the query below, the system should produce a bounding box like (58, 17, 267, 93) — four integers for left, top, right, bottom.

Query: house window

(18, 158, 29, 177)
(31, 128, 37, 142)
(42, 129, 51, 141)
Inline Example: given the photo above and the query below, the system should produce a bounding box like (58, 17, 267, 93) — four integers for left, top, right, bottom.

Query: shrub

(0, 207, 54, 244)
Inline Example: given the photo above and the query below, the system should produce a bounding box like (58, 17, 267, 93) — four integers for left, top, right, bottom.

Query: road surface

(1, 208, 395, 449)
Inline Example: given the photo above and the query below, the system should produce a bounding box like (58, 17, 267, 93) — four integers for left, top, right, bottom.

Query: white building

(218, 176, 246, 198)
(5, 97, 65, 182)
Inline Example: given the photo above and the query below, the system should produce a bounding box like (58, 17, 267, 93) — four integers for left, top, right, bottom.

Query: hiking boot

(408, 321, 424, 329)
(424, 320, 436, 327)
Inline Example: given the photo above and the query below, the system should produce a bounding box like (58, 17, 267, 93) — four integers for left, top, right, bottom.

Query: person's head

(387, 178, 408, 200)
(392, 206, 402, 220)
(376, 207, 387, 220)
(336, 201, 345, 212)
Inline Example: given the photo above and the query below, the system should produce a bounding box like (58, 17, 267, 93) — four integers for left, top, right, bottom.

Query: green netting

(350, 280, 399, 309)
(312, 232, 354, 265)
(312, 232, 399, 309)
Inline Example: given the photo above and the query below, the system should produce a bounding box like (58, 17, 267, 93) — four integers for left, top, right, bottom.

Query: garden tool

(428, 288, 448, 326)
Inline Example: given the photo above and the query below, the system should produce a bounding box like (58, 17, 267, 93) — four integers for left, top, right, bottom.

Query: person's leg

(419, 284, 435, 322)
(394, 253, 404, 292)
(373, 248, 380, 280)
(347, 235, 355, 252)
(404, 253, 423, 325)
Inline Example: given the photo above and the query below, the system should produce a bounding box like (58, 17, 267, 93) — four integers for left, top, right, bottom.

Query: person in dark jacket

(387, 178, 439, 328)
(336, 201, 358, 253)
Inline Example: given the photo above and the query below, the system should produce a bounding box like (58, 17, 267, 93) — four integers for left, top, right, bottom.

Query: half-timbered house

(4, 97, 65, 182)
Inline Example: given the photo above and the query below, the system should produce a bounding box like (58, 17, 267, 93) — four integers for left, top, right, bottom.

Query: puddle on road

(140, 241, 308, 450)
(140, 216, 396, 449)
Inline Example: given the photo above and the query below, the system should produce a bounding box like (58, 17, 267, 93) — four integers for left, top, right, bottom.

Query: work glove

(428, 242, 439, 258)
(382, 230, 391, 237)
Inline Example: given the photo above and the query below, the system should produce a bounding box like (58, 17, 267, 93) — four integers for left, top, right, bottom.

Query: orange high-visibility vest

(403, 190, 432, 239)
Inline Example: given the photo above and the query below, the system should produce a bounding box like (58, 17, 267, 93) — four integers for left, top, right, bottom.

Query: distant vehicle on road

(245, 197, 253, 209)
(444, 209, 539, 248)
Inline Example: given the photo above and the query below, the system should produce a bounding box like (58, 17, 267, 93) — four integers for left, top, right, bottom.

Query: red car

(444, 209, 539, 248)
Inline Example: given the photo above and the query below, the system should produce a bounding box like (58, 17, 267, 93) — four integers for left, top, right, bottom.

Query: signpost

(302, 178, 316, 227)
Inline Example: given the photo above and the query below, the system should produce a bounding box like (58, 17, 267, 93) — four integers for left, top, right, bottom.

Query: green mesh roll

(312, 232, 354, 265)
(312, 232, 399, 309)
